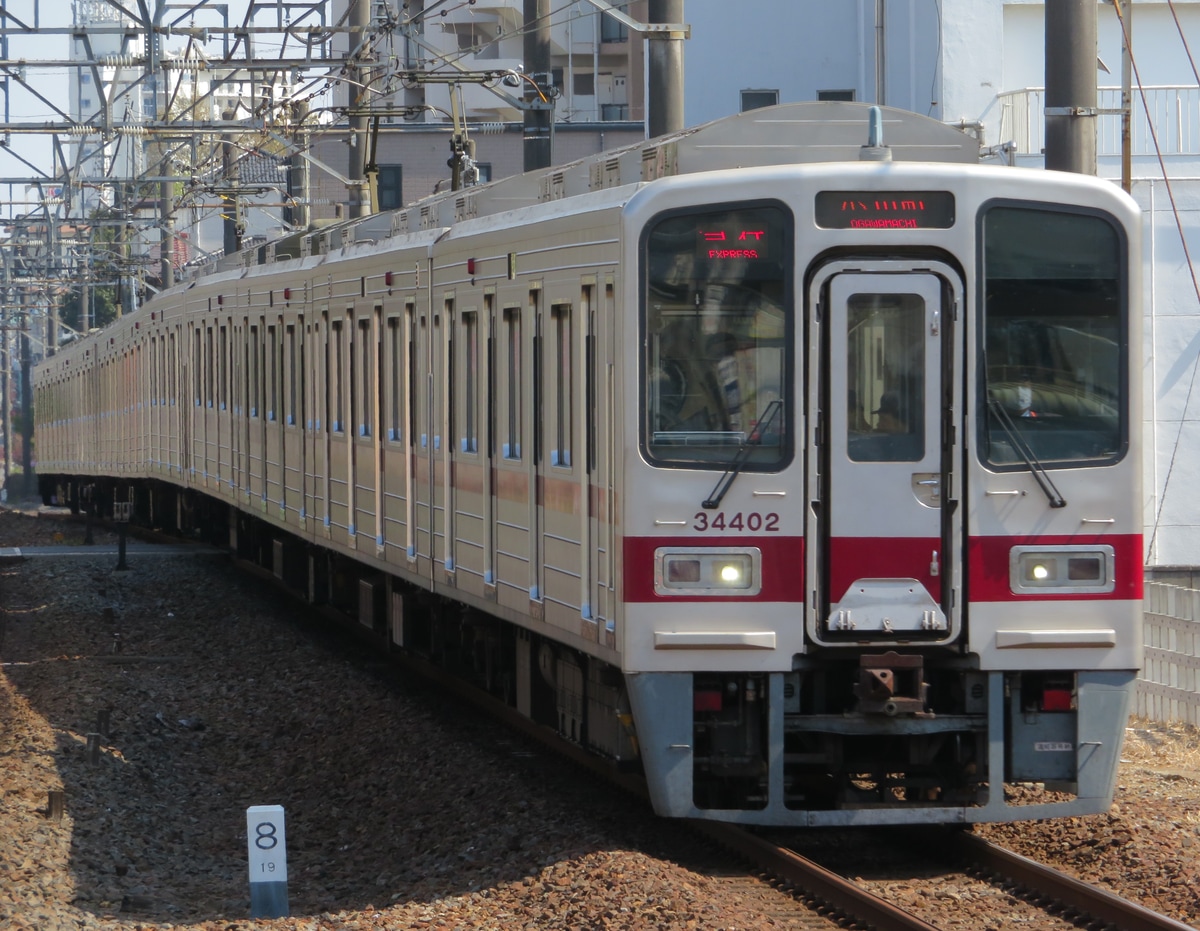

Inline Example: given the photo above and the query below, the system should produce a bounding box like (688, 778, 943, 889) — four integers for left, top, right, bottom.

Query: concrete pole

(647, 0, 685, 138)
(160, 180, 174, 289)
(1045, 0, 1097, 174)
(287, 100, 310, 231)
(1115, 0, 1133, 193)
(19, 293, 32, 495)
(222, 110, 241, 256)
(523, 0, 552, 171)
(348, 0, 370, 218)
(1, 320, 10, 485)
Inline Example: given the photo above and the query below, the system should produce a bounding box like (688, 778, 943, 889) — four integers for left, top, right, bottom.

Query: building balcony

(997, 85, 1200, 160)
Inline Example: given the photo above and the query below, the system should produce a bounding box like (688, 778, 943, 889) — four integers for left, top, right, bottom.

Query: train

(34, 102, 1143, 826)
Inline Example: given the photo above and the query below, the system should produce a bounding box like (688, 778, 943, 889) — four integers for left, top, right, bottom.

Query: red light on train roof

(217, 295, 223, 305)
(385, 271, 394, 287)
(467, 258, 476, 275)
(283, 287, 291, 301)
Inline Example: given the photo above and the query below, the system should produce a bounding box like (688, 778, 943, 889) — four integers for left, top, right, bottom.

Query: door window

(846, 293, 926, 463)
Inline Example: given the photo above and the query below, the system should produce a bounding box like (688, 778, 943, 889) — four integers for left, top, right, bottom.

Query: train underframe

(42, 475, 1134, 826)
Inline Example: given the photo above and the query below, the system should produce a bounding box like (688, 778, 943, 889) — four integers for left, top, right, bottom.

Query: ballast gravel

(1, 504, 1198, 931)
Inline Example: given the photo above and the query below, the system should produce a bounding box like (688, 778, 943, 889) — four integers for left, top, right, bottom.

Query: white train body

(35, 103, 1143, 825)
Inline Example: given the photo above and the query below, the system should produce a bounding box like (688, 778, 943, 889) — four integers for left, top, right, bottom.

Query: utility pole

(1, 315, 9, 487)
(524, 0, 553, 171)
(1045, 0, 1097, 174)
(19, 289, 32, 496)
(1113, 0, 1133, 193)
(647, 0, 685, 138)
(348, 0, 371, 218)
(222, 110, 241, 256)
(160, 180, 174, 289)
(287, 100, 311, 232)
(875, 0, 886, 105)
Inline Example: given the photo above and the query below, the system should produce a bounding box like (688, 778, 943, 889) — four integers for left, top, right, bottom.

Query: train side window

(504, 306, 522, 459)
(194, 328, 202, 406)
(219, 325, 228, 411)
(331, 319, 344, 433)
(285, 324, 297, 425)
(551, 302, 572, 467)
(249, 325, 260, 418)
(267, 325, 278, 422)
(461, 311, 479, 453)
(642, 202, 792, 469)
(358, 317, 371, 437)
(205, 326, 213, 408)
(387, 316, 402, 441)
(979, 204, 1126, 467)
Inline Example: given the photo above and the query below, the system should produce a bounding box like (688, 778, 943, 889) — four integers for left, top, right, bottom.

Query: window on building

(601, 3, 629, 41)
(574, 72, 595, 96)
(818, 89, 856, 102)
(377, 165, 403, 210)
(740, 89, 779, 112)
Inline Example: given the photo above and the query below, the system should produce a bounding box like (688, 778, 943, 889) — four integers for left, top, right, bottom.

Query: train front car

(619, 151, 1141, 825)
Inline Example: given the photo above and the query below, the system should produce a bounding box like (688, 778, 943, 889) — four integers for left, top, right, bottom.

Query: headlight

(1009, 545, 1114, 594)
(655, 547, 761, 596)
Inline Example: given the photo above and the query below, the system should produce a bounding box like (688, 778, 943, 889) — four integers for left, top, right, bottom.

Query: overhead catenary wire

(1119, 0, 1200, 558)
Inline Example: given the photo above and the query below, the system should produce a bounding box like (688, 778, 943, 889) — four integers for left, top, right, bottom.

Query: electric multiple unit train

(35, 102, 1142, 825)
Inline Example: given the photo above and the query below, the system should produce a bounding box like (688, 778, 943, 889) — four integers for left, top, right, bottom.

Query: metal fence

(996, 85, 1200, 158)
(1138, 581, 1200, 725)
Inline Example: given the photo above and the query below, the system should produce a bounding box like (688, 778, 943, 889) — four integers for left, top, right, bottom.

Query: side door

(810, 265, 962, 645)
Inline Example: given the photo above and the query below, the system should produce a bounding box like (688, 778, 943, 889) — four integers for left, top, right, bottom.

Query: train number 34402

(692, 511, 780, 532)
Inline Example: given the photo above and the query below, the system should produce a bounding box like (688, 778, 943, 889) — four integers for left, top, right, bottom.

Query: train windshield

(980, 204, 1126, 468)
(641, 203, 792, 468)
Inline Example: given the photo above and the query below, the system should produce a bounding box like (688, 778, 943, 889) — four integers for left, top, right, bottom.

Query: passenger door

(811, 266, 961, 644)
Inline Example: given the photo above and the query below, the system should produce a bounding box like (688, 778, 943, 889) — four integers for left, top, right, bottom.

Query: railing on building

(1139, 581, 1200, 725)
(996, 85, 1200, 158)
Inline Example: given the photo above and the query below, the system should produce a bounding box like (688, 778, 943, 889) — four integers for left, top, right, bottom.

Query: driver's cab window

(642, 203, 792, 469)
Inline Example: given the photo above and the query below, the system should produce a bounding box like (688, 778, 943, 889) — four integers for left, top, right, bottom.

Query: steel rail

(691, 821, 942, 931)
(954, 831, 1195, 931)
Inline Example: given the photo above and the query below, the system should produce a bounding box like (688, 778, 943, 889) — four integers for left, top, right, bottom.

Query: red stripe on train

(967, 533, 1143, 602)
(623, 535, 805, 603)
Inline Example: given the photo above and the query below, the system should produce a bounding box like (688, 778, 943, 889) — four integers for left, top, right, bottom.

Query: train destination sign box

(815, 190, 956, 229)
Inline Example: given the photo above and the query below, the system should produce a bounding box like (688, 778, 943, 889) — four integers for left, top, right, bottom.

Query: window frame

(638, 199, 795, 472)
(976, 198, 1130, 471)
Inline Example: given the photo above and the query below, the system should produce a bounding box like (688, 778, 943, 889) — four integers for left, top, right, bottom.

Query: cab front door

(811, 266, 962, 645)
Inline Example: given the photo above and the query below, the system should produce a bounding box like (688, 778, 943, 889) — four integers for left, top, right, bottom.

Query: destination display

(815, 190, 956, 229)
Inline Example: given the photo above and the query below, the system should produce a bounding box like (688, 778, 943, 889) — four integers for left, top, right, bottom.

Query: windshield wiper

(986, 394, 1067, 508)
(702, 399, 784, 510)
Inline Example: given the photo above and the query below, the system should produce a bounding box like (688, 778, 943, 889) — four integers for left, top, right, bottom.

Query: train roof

(213, 102, 979, 277)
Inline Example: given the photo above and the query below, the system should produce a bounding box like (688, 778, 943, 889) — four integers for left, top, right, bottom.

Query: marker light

(655, 547, 761, 597)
